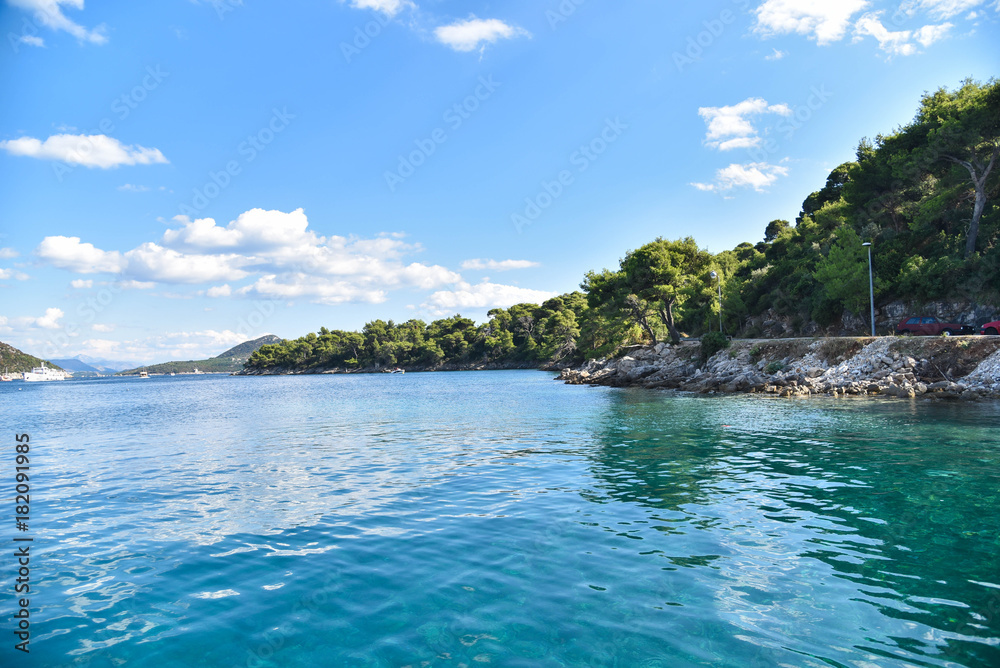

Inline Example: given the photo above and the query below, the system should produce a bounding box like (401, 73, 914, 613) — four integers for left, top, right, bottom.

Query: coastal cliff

(558, 337, 1000, 400)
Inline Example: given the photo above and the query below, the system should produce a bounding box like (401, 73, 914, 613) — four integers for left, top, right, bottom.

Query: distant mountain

(0, 341, 64, 374)
(118, 335, 283, 375)
(50, 358, 111, 375)
(215, 335, 283, 361)
(74, 354, 142, 373)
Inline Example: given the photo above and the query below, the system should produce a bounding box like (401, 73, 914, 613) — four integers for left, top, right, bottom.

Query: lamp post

(710, 271, 722, 333)
(862, 242, 875, 336)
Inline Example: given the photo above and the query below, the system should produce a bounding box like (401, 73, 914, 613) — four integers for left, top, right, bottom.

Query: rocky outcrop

(558, 336, 1000, 401)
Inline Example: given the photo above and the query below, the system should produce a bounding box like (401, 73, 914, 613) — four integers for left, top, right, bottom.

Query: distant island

(118, 335, 283, 375)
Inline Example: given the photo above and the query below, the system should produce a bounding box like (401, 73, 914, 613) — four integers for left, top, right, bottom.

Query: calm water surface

(1, 371, 999, 667)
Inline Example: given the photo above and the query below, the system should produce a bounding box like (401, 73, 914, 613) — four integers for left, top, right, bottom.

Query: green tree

(911, 79, 1000, 256)
(813, 226, 869, 317)
(763, 219, 791, 242)
(583, 237, 712, 344)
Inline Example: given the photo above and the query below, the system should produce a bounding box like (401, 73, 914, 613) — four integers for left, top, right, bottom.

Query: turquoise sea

(2, 371, 999, 667)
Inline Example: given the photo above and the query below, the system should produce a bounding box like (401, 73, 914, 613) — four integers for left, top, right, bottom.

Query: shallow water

(2, 371, 999, 667)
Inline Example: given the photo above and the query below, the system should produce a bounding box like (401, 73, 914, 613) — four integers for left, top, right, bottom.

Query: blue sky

(0, 0, 997, 364)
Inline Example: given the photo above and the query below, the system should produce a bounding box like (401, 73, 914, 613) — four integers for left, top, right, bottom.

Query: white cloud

(8, 0, 107, 44)
(853, 13, 952, 54)
(0, 308, 69, 335)
(123, 243, 249, 284)
(70, 279, 93, 288)
(162, 208, 316, 252)
(423, 281, 557, 313)
(36, 236, 125, 273)
(205, 284, 232, 298)
(853, 13, 918, 54)
(697, 98, 792, 151)
(119, 279, 156, 290)
(18, 34, 45, 47)
(0, 248, 18, 259)
(691, 162, 789, 192)
(0, 134, 168, 168)
(913, 22, 954, 45)
(118, 183, 150, 192)
(902, 0, 986, 19)
(92, 323, 114, 332)
(35, 307, 64, 329)
(765, 47, 787, 60)
(38, 208, 465, 306)
(460, 259, 540, 271)
(754, 0, 870, 45)
(242, 274, 389, 305)
(345, 0, 414, 17)
(434, 16, 530, 52)
(0, 268, 30, 281)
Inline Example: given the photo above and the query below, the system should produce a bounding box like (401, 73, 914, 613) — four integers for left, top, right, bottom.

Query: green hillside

(0, 341, 64, 374)
(119, 335, 284, 375)
(214, 335, 283, 361)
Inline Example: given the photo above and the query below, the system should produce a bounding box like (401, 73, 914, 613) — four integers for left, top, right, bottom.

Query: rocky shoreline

(558, 336, 1000, 401)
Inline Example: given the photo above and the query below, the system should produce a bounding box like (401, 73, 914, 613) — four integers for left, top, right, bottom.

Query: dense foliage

(246, 295, 592, 372)
(246, 79, 998, 372)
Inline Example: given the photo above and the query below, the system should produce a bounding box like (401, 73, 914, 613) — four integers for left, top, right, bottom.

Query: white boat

(1, 368, 12, 382)
(24, 362, 66, 382)
(139, 370, 150, 378)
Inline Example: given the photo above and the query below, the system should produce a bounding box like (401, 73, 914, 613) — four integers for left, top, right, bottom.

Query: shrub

(766, 360, 786, 374)
(700, 331, 730, 362)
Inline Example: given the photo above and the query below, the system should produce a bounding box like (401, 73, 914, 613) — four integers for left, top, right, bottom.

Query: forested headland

(245, 79, 999, 374)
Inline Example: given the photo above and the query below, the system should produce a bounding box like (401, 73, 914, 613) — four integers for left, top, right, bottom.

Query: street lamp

(862, 242, 875, 336)
(710, 271, 722, 333)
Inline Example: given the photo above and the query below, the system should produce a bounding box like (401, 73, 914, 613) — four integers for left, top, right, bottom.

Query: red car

(896, 316, 974, 336)
(982, 320, 1000, 335)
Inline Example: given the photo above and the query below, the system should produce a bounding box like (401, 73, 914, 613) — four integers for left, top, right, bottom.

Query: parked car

(981, 320, 1000, 335)
(896, 316, 975, 336)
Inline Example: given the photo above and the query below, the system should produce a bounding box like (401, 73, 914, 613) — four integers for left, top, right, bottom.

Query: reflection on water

(1, 373, 998, 667)
(587, 392, 1000, 667)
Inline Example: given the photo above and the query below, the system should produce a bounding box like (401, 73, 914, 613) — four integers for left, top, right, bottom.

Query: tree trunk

(947, 142, 999, 258)
(965, 186, 986, 257)
(658, 300, 680, 344)
(640, 316, 657, 345)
